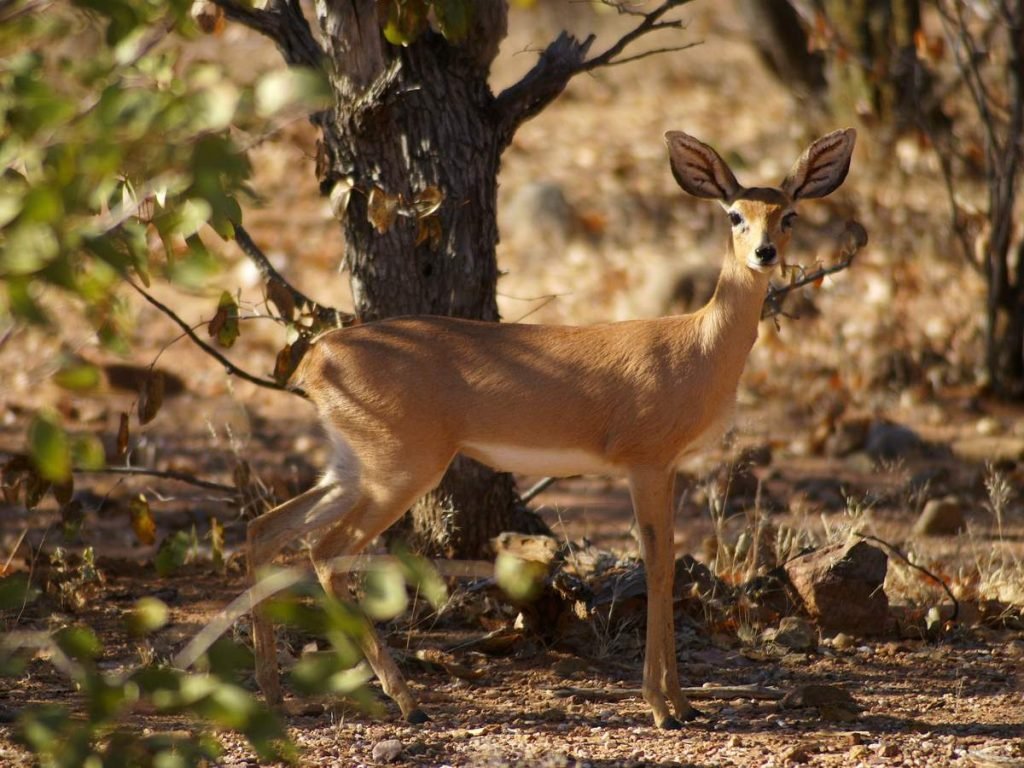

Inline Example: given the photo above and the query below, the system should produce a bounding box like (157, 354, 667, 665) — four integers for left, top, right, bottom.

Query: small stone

(976, 416, 1003, 435)
(767, 617, 817, 652)
(783, 743, 811, 763)
(877, 742, 900, 758)
(371, 739, 404, 763)
(849, 745, 872, 759)
(831, 632, 856, 651)
(914, 496, 967, 536)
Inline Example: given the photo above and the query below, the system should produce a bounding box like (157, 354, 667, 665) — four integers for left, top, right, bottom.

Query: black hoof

(405, 708, 430, 725)
(679, 705, 704, 722)
(657, 715, 683, 730)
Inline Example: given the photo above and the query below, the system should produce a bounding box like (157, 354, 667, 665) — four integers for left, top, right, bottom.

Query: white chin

(747, 259, 778, 273)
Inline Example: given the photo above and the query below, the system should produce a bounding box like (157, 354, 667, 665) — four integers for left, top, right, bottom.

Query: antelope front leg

(630, 468, 697, 729)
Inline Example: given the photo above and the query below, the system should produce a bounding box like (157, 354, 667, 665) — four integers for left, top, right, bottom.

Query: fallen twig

(550, 684, 785, 702)
(76, 465, 236, 494)
(855, 532, 959, 623)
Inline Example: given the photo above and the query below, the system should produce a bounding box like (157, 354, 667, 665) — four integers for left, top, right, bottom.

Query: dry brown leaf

(367, 186, 400, 234)
(411, 185, 444, 218)
(130, 494, 157, 546)
(138, 372, 165, 426)
(116, 412, 130, 458)
(266, 281, 295, 321)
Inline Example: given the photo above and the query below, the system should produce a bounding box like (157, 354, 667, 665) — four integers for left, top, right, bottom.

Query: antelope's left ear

(781, 128, 856, 200)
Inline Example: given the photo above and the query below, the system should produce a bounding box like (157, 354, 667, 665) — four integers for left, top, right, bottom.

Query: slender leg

(310, 474, 445, 724)
(629, 467, 696, 729)
(247, 481, 348, 704)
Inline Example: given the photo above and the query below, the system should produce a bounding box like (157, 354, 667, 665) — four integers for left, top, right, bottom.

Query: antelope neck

(697, 242, 771, 358)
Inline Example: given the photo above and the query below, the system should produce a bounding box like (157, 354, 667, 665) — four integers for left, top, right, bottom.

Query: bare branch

(232, 223, 356, 329)
(762, 220, 869, 320)
(211, 0, 324, 70)
(75, 465, 236, 494)
(495, 0, 697, 141)
(125, 278, 306, 398)
(587, 42, 700, 70)
(578, 0, 696, 73)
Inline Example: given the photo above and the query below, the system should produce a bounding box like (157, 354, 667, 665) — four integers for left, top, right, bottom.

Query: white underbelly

(460, 442, 619, 477)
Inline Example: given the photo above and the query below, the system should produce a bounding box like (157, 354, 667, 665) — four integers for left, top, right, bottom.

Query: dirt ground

(2, 2, 1024, 766)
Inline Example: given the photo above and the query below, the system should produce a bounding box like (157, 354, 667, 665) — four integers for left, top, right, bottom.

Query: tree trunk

(737, 1, 936, 136)
(820, 0, 924, 131)
(312, 1, 548, 557)
(735, 0, 827, 102)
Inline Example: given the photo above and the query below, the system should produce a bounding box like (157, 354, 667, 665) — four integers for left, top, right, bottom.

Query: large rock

(783, 540, 889, 635)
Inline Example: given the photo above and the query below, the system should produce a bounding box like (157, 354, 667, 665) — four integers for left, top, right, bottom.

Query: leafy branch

(124, 279, 306, 398)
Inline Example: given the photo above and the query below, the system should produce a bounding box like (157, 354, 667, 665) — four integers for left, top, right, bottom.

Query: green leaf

(54, 625, 103, 662)
(28, 413, 71, 483)
(204, 637, 254, 681)
(155, 530, 191, 577)
(433, 0, 474, 42)
(53, 358, 101, 392)
(381, 0, 429, 46)
(361, 564, 407, 621)
(494, 552, 548, 602)
(1, 221, 60, 275)
(5, 277, 48, 324)
(71, 433, 106, 470)
(208, 290, 239, 348)
(16, 704, 72, 756)
(0, 573, 37, 612)
(393, 546, 448, 609)
(255, 67, 332, 117)
(170, 198, 212, 238)
(126, 596, 169, 636)
(290, 651, 372, 696)
(20, 185, 64, 224)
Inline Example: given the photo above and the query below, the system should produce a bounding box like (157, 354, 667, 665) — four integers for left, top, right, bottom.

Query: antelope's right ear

(665, 131, 742, 203)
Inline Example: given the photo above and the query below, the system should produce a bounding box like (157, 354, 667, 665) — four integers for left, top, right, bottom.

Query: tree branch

(494, 0, 698, 141)
(761, 220, 868, 321)
(125, 279, 306, 398)
(211, 0, 324, 70)
(76, 465, 236, 494)
(232, 222, 356, 330)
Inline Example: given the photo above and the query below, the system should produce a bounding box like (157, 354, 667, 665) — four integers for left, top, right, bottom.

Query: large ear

(665, 131, 742, 202)
(781, 128, 856, 200)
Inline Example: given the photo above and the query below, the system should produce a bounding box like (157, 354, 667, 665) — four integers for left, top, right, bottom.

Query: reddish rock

(783, 540, 889, 635)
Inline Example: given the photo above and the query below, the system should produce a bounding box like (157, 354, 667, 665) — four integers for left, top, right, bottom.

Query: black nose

(755, 244, 776, 263)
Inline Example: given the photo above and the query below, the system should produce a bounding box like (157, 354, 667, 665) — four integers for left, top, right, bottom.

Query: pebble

(371, 739, 404, 764)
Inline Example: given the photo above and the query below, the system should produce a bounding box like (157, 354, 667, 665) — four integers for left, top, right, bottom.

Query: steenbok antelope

(247, 129, 856, 729)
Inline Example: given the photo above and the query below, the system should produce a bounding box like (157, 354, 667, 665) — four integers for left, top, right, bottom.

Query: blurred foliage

(0, 0, 332, 474)
(1, 550, 447, 765)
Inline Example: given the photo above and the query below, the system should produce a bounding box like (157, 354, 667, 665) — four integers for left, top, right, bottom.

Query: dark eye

(727, 211, 743, 227)
(781, 212, 797, 230)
